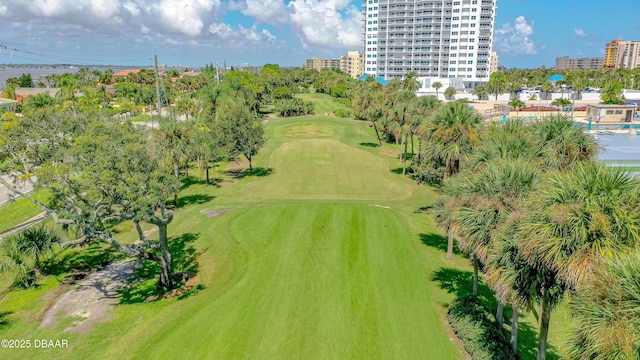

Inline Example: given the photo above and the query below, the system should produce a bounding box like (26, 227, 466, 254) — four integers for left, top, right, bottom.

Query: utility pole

(154, 55, 162, 128)
(215, 59, 220, 84)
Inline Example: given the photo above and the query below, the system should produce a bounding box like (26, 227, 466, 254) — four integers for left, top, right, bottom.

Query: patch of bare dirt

(200, 209, 229, 218)
(39, 260, 140, 334)
(143, 228, 158, 238)
(219, 180, 238, 187)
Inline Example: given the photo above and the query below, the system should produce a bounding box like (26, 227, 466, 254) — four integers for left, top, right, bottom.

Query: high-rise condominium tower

(363, 0, 498, 85)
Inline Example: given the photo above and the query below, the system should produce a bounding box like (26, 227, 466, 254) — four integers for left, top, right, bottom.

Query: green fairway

(1, 99, 569, 359)
(296, 93, 352, 115)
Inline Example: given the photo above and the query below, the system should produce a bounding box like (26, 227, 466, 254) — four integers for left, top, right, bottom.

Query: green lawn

(296, 93, 352, 115)
(0, 106, 571, 359)
(0, 190, 50, 233)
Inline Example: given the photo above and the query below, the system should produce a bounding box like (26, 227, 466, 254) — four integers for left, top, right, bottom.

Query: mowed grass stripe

(116, 204, 459, 359)
(243, 139, 411, 201)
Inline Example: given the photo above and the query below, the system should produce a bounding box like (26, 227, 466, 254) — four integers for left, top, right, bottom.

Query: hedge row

(448, 296, 515, 360)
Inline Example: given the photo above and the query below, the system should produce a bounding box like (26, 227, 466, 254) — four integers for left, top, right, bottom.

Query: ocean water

(0, 67, 79, 90)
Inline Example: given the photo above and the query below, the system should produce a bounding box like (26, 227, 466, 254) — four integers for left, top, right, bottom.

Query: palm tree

(530, 115, 599, 171)
(432, 81, 443, 99)
(508, 98, 525, 118)
(600, 79, 625, 104)
(569, 250, 640, 359)
(402, 71, 420, 92)
(353, 79, 385, 145)
(17, 225, 60, 275)
(473, 85, 487, 101)
(153, 119, 193, 207)
(520, 164, 640, 289)
(550, 98, 571, 114)
(420, 101, 484, 179)
(444, 86, 456, 101)
(487, 72, 508, 100)
(519, 164, 640, 359)
(408, 95, 440, 160)
(540, 81, 554, 101)
(0, 236, 36, 288)
(384, 91, 416, 173)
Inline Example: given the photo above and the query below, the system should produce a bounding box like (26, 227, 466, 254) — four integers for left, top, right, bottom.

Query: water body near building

(363, 0, 498, 88)
(0, 66, 79, 90)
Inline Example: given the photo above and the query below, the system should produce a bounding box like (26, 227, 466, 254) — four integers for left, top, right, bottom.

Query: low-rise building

(304, 57, 341, 71)
(586, 104, 636, 123)
(340, 51, 364, 79)
(555, 56, 604, 70)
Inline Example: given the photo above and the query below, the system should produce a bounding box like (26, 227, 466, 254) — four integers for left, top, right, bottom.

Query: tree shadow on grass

(431, 267, 498, 313)
(180, 176, 208, 190)
(225, 167, 274, 179)
(0, 311, 13, 330)
(359, 142, 381, 148)
(177, 194, 215, 207)
(44, 242, 122, 279)
(415, 205, 433, 213)
(118, 233, 202, 304)
(419, 233, 462, 256)
(433, 267, 561, 360)
(516, 321, 561, 360)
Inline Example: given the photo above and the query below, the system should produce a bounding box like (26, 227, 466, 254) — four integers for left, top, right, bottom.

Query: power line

(0, 40, 152, 65)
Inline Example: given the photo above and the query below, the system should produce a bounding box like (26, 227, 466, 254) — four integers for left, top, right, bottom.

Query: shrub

(334, 109, 352, 118)
(274, 98, 315, 117)
(448, 296, 515, 360)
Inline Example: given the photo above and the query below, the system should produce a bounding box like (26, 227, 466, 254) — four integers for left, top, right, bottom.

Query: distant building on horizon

(363, 0, 498, 88)
(340, 51, 365, 78)
(490, 51, 499, 74)
(554, 56, 604, 70)
(304, 57, 341, 71)
(605, 39, 623, 68)
(604, 39, 640, 69)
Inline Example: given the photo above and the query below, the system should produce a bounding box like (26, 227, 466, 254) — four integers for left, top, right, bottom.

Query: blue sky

(0, 0, 636, 69)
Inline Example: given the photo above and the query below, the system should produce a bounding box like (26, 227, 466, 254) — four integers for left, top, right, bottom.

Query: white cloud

(288, 0, 362, 49)
(242, 0, 289, 24)
(574, 27, 587, 37)
(495, 16, 537, 56)
(154, 0, 219, 37)
(0, 0, 355, 65)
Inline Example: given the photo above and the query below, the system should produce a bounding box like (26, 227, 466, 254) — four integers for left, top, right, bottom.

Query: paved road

(0, 174, 35, 205)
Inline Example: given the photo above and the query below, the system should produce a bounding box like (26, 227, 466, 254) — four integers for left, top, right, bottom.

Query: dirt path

(39, 260, 140, 334)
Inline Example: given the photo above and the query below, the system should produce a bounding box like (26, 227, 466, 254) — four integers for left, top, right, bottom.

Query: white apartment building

(363, 0, 498, 87)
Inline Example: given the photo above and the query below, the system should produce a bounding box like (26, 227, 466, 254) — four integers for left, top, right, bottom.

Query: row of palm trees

(428, 111, 640, 359)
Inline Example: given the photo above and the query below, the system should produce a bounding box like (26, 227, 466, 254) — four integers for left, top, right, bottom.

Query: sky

(0, 0, 637, 69)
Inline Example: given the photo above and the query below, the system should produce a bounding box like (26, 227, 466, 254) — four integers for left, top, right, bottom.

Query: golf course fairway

(0, 114, 466, 360)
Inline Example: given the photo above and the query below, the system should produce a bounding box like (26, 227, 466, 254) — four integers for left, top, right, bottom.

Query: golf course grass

(0, 98, 571, 359)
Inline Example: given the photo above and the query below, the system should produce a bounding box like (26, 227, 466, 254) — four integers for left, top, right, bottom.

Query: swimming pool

(577, 123, 640, 130)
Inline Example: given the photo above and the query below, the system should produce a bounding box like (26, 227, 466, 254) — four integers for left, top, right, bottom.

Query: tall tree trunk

(411, 134, 414, 155)
(472, 256, 479, 296)
(447, 228, 454, 260)
(157, 222, 173, 289)
(496, 299, 505, 328)
(511, 304, 519, 353)
(417, 141, 422, 162)
(537, 295, 551, 360)
(134, 220, 146, 241)
(173, 157, 180, 178)
(402, 133, 408, 175)
(206, 164, 210, 185)
(372, 120, 382, 146)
